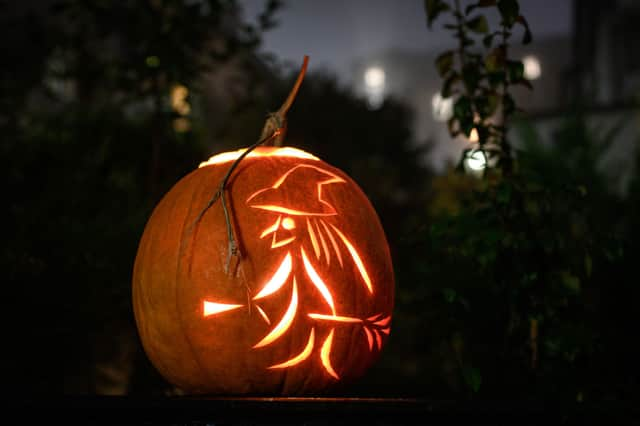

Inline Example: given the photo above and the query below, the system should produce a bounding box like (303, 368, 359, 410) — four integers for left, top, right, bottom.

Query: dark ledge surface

(9, 396, 639, 425)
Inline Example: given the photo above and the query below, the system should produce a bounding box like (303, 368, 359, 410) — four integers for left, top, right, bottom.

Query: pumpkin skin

(132, 146, 394, 395)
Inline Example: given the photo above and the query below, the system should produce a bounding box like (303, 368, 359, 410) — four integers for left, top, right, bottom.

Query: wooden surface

(10, 396, 639, 425)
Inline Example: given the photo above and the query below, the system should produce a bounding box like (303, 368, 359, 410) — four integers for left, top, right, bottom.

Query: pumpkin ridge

(175, 176, 212, 391)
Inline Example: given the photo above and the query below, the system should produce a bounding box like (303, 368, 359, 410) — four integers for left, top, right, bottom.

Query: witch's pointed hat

(247, 164, 346, 216)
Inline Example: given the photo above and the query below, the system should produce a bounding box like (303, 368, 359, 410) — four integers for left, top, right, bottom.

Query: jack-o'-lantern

(132, 57, 395, 395)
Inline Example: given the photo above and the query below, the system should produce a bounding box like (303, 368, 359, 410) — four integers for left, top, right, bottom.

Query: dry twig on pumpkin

(193, 56, 309, 275)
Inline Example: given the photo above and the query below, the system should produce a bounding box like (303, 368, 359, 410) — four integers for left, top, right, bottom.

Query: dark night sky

(240, 0, 573, 84)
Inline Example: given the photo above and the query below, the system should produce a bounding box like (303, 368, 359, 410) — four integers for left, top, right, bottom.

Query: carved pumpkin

(132, 146, 395, 395)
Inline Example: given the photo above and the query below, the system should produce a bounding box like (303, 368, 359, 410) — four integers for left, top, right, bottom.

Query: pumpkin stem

(194, 56, 309, 276)
(260, 55, 309, 147)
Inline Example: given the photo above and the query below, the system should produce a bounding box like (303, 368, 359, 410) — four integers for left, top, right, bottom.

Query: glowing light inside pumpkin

(374, 315, 392, 327)
(321, 329, 339, 379)
(363, 327, 374, 350)
(199, 147, 320, 168)
(268, 328, 315, 369)
(315, 221, 331, 265)
(253, 279, 299, 349)
(260, 217, 281, 239)
(256, 305, 271, 324)
(253, 253, 292, 300)
(320, 220, 343, 267)
(201, 161, 392, 379)
(308, 313, 363, 323)
(307, 218, 321, 259)
(203, 301, 243, 316)
(250, 204, 337, 216)
(329, 223, 373, 293)
(301, 247, 336, 315)
(374, 330, 383, 349)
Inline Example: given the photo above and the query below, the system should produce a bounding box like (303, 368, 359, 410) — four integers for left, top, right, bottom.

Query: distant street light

(363, 66, 386, 109)
(364, 66, 385, 89)
(523, 55, 541, 80)
(464, 149, 487, 173)
(431, 92, 453, 121)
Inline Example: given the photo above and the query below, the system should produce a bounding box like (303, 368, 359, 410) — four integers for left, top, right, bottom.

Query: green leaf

(483, 33, 495, 48)
(585, 254, 593, 278)
(442, 72, 460, 97)
(475, 93, 499, 118)
(436, 51, 455, 77)
(485, 46, 505, 72)
(503, 93, 515, 116)
(517, 15, 532, 44)
(487, 70, 505, 88)
(496, 183, 511, 204)
(507, 59, 524, 82)
(462, 63, 481, 92)
(497, 0, 519, 26)
(425, 0, 450, 28)
(561, 271, 581, 294)
(467, 15, 489, 33)
(454, 96, 473, 120)
(463, 366, 482, 393)
(145, 55, 160, 68)
(442, 287, 457, 303)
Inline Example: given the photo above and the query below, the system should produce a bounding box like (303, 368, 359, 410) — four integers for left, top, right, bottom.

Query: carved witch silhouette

(202, 164, 391, 379)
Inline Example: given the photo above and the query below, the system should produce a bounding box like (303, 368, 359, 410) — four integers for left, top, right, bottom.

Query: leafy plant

(412, 0, 634, 402)
(426, 0, 532, 174)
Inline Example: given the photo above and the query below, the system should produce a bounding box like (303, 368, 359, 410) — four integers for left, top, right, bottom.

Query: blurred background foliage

(2, 0, 639, 403)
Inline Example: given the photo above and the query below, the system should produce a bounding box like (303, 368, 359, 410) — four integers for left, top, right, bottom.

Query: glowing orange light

(253, 253, 292, 300)
(321, 329, 339, 379)
(247, 165, 346, 216)
(250, 205, 337, 217)
(260, 216, 282, 239)
(268, 328, 315, 369)
(307, 218, 321, 259)
(271, 235, 296, 248)
(374, 316, 391, 327)
(200, 158, 393, 378)
(256, 305, 271, 324)
(320, 219, 343, 267)
(203, 301, 243, 317)
(315, 220, 331, 265)
(199, 147, 320, 168)
(330, 223, 373, 293)
(301, 247, 336, 314)
(282, 217, 296, 230)
(253, 279, 299, 349)
(308, 313, 362, 323)
(374, 330, 383, 350)
(363, 327, 374, 351)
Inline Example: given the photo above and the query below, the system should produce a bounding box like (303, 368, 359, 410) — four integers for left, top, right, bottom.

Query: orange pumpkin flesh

(132, 146, 395, 395)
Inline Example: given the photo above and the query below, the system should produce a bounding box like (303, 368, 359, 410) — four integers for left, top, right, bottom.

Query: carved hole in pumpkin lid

(198, 147, 320, 168)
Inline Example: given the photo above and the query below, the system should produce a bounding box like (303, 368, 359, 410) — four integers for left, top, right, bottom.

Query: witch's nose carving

(260, 216, 297, 248)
